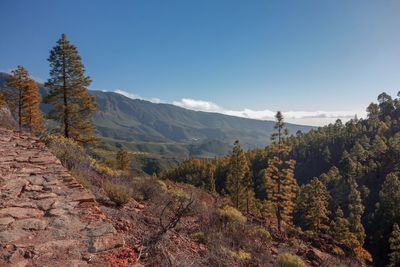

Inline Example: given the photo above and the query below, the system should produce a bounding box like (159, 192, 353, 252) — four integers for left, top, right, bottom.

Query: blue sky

(1, 0, 400, 125)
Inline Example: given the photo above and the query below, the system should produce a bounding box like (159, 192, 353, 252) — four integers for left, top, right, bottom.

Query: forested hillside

(163, 92, 400, 266)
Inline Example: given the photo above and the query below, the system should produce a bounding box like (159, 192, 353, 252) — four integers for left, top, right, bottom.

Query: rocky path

(0, 128, 125, 266)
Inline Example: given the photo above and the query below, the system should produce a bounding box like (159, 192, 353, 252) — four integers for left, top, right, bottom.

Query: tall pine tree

(348, 178, 366, 245)
(45, 34, 97, 144)
(21, 79, 44, 134)
(388, 223, 400, 267)
(330, 207, 354, 245)
(226, 140, 253, 212)
(6, 65, 30, 130)
(264, 111, 298, 231)
(295, 177, 330, 233)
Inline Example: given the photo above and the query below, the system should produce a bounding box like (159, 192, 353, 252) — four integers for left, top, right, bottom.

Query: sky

(1, 0, 400, 126)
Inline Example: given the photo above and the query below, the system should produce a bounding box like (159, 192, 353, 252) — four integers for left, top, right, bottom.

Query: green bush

(103, 181, 131, 206)
(277, 253, 306, 267)
(217, 206, 246, 228)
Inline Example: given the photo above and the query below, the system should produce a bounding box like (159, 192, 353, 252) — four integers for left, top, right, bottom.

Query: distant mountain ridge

(0, 72, 314, 157)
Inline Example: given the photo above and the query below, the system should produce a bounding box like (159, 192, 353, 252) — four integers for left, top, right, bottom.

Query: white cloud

(172, 98, 222, 112)
(171, 98, 364, 126)
(111, 90, 364, 126)
(114, 89, 143, 100)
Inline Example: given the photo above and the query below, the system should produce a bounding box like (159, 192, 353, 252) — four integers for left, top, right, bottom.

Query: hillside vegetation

(164, 91, 400, 266)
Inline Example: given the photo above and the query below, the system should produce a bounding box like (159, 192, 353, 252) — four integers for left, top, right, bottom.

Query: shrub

(221, 247, 252, 261)
(191, 231, 207, 244)
(252, 226, 271, 241)
(277, 253, 306, 267)
(133, 176, 163, 201)
(235, 250, 252, 261)
(103, 181, 131, 206)
(43, 134, 89, 170)
(70, 166, 92, 189)
(91, 159, 122, 177)
(287, 239, 307, 251)
(217, 205, 246, 229)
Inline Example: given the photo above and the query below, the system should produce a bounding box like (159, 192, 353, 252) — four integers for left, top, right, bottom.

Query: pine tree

(330, 207, 354, 245)
(388, 223, 400, 267)
(264, 112, 298, 231)
(348, 178, 366, 245)
(44, 34, 97, 144)
(21, 79, 44, 134)
(6, 65, 30, 129)
(226, 140, 252, 212)
(296, 177, 330, 233)
(378, 173, 400, 224)
(116, 146, 130, 171)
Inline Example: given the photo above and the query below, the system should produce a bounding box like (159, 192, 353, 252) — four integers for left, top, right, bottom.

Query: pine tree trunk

(18, 89, 22, 130)
(62, 53, 69, 138)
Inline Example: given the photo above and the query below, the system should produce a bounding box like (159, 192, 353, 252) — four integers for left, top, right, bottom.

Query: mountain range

(0, 72, 313, 159)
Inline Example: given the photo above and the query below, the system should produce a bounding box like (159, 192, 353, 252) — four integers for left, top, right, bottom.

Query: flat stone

(86, 222, 117, 237)
(0, 230, 29, 245)
(89, 233, 124, 253)
(0, 207, 44, 219)
(9, 202, 37, 209)
(70, 192, 94, 203)
(47, 208, 66, 217)
(29, 156, 56, 164)
(0, 217, 15, 225)
(12, 218, 47, 230)
(68, 260, 89, 267)
(26, 175, 44, 185)
(1, 178, 27, 192)
(37, 198, 57, 211)
(25, 185, 43, 192)
(34, 193, 58, 200)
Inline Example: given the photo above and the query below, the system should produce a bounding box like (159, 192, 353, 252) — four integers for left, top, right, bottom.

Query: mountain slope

(92, 90, 313, 148)
(0, 72, 314, 157)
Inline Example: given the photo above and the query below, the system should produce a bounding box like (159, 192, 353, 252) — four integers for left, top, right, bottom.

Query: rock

(25, 185, 43, 192)
(10, 202, 37, 209)
(34, 193, 58, 200)
(12, 218, 47, 230)
(70, 192, 94, 203)
(0, 217, 15, 225)
(26, 175, 44, 185)
(47, 208, 67, 217)
(89, 233, 125, 253)
(0, 230, 29, 245)
(86, 222, 117, 237)
(37, 198, 56, 211)
(0, 207, 44, 219)
(68, 260, 89, 267)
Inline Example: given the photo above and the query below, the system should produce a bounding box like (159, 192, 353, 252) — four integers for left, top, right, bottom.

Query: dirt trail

(0, 128, 125, 266)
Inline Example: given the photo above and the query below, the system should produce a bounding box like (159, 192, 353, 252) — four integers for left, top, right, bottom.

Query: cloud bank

(113, 91, 364, 126)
